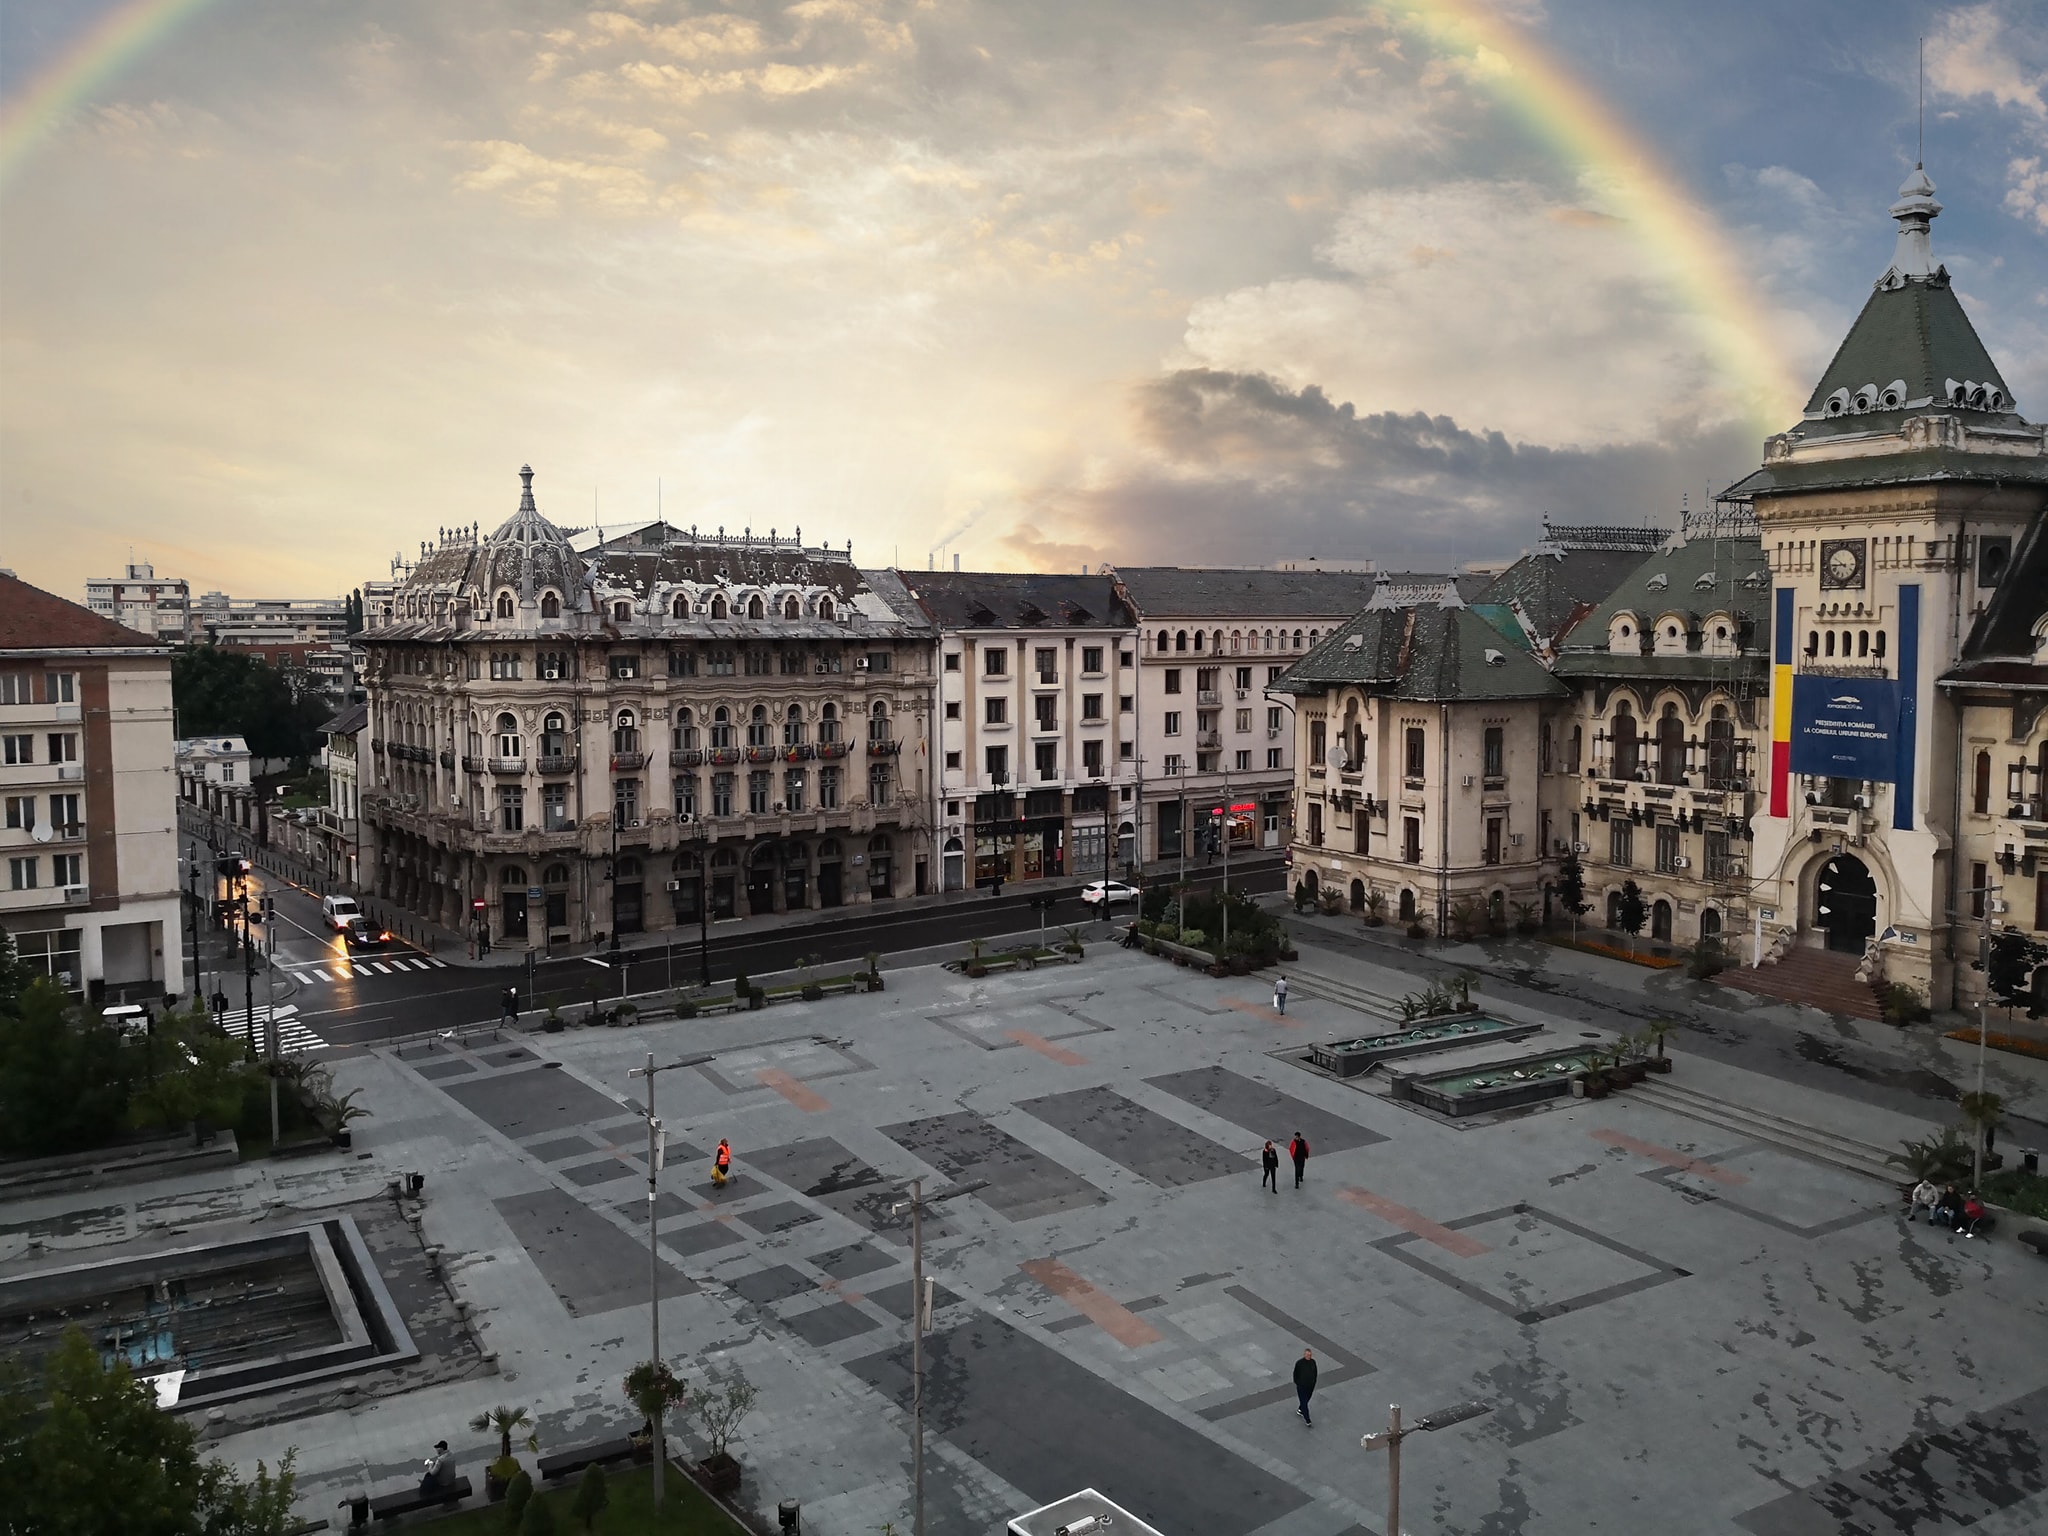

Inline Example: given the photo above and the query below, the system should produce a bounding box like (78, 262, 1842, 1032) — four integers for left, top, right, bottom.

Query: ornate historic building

(361, 469, 935, 948)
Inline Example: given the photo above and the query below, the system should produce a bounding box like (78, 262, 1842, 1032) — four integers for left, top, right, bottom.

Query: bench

(538, 1436, 642, 1482)
(2020, 1229, 2048, 1258)
(368, 1476, 472, 1522)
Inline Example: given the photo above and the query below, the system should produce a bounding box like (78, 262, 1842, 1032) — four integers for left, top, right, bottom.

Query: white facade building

(84, 563, 192, 644)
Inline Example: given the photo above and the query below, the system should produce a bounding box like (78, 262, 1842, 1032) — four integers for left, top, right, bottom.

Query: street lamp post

(887, 1177, 988, 1536)
(1966, 877, 2000, 1188)
(626, 1050, 716, 1509)
(1360, 1398, 1491, 1536)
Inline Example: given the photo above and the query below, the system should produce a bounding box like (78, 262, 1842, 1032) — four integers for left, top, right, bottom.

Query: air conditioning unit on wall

(1572, 841, 1590, 853)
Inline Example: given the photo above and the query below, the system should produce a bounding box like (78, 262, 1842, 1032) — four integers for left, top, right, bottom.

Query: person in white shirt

(1908, 1179, 1939, 1223)
(419, 1441, 453, 1495)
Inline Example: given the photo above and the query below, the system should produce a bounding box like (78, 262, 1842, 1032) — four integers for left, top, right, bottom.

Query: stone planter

(696, 1453, 741, 1496)
(1647, 1055, 1673, 1074)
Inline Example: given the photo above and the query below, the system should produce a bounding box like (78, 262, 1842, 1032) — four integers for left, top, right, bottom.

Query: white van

(321, 894, 362, 930)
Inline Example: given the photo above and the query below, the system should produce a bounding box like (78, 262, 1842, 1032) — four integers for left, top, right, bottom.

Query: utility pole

(626, 1050, 715, 1509)
(185, 841, 201, 1008)
(239, 889, 256, 1060)
(699, 864, 711, 987)
(1965, 877, 2000, 1188)
(264, 894, 279, 1143)
(887, 1177, 987, 1536)
(1220, 771, 1232, 956)
(1359, 1398, 1491, 1536)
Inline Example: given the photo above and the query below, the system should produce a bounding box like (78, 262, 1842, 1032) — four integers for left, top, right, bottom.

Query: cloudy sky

(2, 0, 2043, 601)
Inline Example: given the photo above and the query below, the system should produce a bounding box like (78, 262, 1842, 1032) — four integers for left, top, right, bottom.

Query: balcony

(610, 752, 646, 772)
(707, 746, 741, 766)
(439, 750, 455, 769)
(537, 754, 575, 775)
(744, 745, 780, 764)
(1197, 690, 1221, 707)
(669, 749, 704, 768)
(490, 756, 526, 775)
(1196, 730, 1221, 750)
(818, 741, 850, 760)
(868, 739, 901, 756)
(461, 755, 484, 774)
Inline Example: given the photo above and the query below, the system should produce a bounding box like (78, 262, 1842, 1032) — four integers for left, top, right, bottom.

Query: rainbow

(0, 0, 222, 189)
(1378, 0, 1802, 428)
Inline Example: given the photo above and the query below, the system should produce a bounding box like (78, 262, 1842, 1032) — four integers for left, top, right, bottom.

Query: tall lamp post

(1360, 1398, 1491, 1536)
(626, 1050, 716, 1509)
(886, 1177, 988, 1536)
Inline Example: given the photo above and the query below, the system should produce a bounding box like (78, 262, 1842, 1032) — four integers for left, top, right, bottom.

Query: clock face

(1820, 538, 1866, 590)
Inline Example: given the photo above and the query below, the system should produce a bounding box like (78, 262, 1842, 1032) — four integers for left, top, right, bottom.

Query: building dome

(476, 465, 581, 604)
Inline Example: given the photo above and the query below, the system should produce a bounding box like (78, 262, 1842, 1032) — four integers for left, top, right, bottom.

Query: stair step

(1632, 1079, 1898, 1182)
(1645, 1081, 1899, 1159)
(1281, 970, 1406, 1021)
(1714, 951, 1887, 1022)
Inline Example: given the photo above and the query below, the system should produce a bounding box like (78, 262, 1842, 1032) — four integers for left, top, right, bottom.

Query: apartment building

(84, 562, 192, 644)
(195, 592, 350, 645)
(361, 470, 935, 947)
(1, 573, 183, 1001)
(885, 571, 1137, 890)
(1109, 567, 1379, 863)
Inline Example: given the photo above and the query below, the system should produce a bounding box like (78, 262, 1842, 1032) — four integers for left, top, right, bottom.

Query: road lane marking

(368, 962, 391, 974)
(1005, 1028, 1087, 1065)
(1019, 1258, 1163, 1348)
(1338, 1187, 1489, 1257)
(310, 968, 330, 980)
(756, 1067, 829, 1112)
(1590, 1128, 1747, 1185)
(290, 971, 314, 984)
(427, 958, 448, 968)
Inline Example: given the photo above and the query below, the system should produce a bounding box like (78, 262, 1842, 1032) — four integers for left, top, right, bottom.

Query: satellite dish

(30, 824, 53, 844)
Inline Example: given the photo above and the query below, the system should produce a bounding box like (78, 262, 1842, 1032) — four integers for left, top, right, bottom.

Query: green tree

(1554, 851, 1591, 944)
(1613, 880, 1648, 955)
(1982, 927, 2043, 1015)
(171, 646, 329, 767)
(346, 590, 365, 635)
(570, 1464, 610, 1533)
(504, 1469, 534, 1529)
(1959, 1090, 2006, 1189)
(518, 1494, 557, 1536)
(0, 975, 135, 1155)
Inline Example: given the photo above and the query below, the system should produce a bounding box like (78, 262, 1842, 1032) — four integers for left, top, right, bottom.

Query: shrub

(801, 983, 824, 1001)
(732, 973, 750, 999)
(1887, 1128, 1972, 1186)
(1141, 885, 1171, 923)
(570, 1463, 609, 1532)
(1406, 921, 1429, 940)
(504, 1469, 534, 1527)
(677, 998, 699, 1020)
(1883, 982, 1930, 1026)
(518, 1493, 556, 1536)
(1688, 937, 1727, 980)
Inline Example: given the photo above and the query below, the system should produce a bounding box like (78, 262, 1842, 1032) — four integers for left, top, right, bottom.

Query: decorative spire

(1886, 165, 1941, 280)
(518, 464, 537, 514)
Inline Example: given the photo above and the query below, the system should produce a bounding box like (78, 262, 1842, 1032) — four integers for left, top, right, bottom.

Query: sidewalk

(180, 804, 1285, 971)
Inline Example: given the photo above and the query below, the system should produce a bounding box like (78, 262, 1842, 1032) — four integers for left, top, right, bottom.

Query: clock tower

(1731, 166, 2048, 1008)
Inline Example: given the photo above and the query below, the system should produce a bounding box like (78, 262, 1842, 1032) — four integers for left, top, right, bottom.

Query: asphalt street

(178, 841, 1285, 1052)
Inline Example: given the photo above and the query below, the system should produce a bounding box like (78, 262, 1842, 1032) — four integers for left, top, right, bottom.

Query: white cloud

(1928, 4, 2047, 120)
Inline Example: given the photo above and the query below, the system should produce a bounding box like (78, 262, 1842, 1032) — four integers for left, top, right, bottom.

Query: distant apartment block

(84, 562, 192, 643)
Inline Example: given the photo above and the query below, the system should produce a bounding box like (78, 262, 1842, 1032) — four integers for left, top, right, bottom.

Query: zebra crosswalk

(215, 1003, 327, 1055)
(287, 955, 449, 986)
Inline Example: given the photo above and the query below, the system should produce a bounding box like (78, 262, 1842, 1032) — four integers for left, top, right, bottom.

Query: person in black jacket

(1289, 1133, 1309, 1188)
(1260, 1141, 1280, 1192)
(1293, 1349, 1318, 1424)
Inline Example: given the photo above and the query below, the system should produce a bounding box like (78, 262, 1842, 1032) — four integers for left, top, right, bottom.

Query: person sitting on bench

(1960, 1192, 1992, 1239)
(1933, 1185, 1964, 1231)
(419, 1441, 454, 1496)
(1908, 1178, 1939, 1222)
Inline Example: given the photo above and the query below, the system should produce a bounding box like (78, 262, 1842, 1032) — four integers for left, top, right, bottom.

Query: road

(179, 847, 1287, 1053)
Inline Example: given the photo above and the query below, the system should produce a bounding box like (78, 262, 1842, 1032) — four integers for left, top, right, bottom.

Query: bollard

(340, 1494, 369, 1529)
(778, 1498, 802, 1532)
(2025, 1148, 2040, 1176)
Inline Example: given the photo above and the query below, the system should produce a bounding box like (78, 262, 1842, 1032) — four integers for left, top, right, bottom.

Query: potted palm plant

(692, 1370, 757, 1497)
(469, 1403, 539, 1500)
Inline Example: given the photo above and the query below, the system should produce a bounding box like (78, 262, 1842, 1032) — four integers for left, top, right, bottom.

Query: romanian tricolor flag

(1770, 586, 1793, 818)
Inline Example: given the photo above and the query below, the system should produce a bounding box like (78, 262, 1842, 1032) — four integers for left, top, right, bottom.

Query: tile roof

(1798, 274, 2018, 435)
(320, 701, 370, 736)
(1275, 602, 1566, 702)
(894, 571, 1133, 630)
(1110, 566, 1379, 619)
(1726, 445, 2048, 500)
(1471, 546, 1659, 648)
(0, 573, 166, 652)
(1555, 535, 1772, 679)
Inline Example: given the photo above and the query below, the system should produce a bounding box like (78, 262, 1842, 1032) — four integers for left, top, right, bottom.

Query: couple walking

(1260, 1134, 1310, 1191)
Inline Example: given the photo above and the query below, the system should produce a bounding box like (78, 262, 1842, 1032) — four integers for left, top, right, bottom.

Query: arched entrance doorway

(1815, 854, 1876, 953)
(942, 835, 965, 892)
(1350, 879, 1366, 912)
(747, 845, 778, 915)
(1651, 900, 1672, 942)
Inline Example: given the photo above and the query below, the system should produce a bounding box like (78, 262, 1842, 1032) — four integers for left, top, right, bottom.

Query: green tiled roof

(1555, 535, 1771, 672)
(1277, 603, 1566, 702)
(1798, 275, 2017, 436)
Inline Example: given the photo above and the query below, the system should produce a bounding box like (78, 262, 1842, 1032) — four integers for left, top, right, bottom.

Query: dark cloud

(1011, 368, 1760, 568)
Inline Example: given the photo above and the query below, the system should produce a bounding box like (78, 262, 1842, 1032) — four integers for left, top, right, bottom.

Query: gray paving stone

(525, 1134, 598, 1164)
(782, 1300, 881, 1347)
(612, 1192, 693, 1223)
(1017, 1085, 1245, 1187)
(410, 1058, 476, 1081)
(441, 1066, 630, 1139)
(737, 1200, 820, 1233)
(560, 1156, 638, 1187)
(493, 1187, 690, 1316)
(726, 1264, 819, 1306)
(1145, 1064, 1388, 1153)
(866, 1279, 962, 1319)
(663, 1220, 745, 1257)
(748, 1136, 940, 1242)
(878, 1110, 1106, 1220)
(809, 1240, 897, 1282)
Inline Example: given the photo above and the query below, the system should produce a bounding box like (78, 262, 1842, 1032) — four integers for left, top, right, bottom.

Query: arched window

(818, 596, 834, 621)
(784, 704, 806, 747)
(747, 705, 771, 747)
(710, 706, 733, 749)
(672, 708, 696, 751)
(1656, 704, 1685, 785)
(1857, 630, 1869, 658)
(672, 594, 690, 619)
(501, 865, 527, 887)
(496, 592, 514, 619)
(1230, 631, 1242, 653)
(820, 702, 840, 744)
(1213, 631, 1223, 653)
(1175, 630, 1188, 653)
(1155, 630, 1169, 653)
(1194, 630, 1204, 651)
(1825, 631, 1836, 657)
(710, 594, 729, 619)
(1874, 631, 1888, 659)
(1706, 705, 1735, 788)
(541, 711, 567, 757)
(1398, 889, 1417, 921)
(782, 594, 800, 619)
(543, 862, 570, 885)
(1806, 630, 1819, 657)
(1974, 750, 1992, 815)
(496, 712, 521, 759)
(1612, 701, 1639, 780)
(747, 594, 766, 620)
(541, 591, 561, 619)
(1309, 629, 1319, 647)
(613, 709, 639, 754)
(1293, 629, 1305, 649)
(868, 699, 891, 743)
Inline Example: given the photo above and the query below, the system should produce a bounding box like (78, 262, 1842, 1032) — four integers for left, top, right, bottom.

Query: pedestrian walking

(1293, 1349, 1317, 1424)
(501, 986, 519, 1025)
(1273, 975, 1289, 1014)
(992, 873, 1005, 898)
(1289, 1132, 1309, 1188)
(712, 1137, 733, 1189)
(1260, 1140, 1280, 1192)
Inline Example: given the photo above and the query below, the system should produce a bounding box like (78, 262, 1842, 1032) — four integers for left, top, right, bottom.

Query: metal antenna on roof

(1918, 36, 1924, 168)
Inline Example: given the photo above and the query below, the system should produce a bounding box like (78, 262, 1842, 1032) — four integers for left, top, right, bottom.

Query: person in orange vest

(712, 1138, 732, 1188)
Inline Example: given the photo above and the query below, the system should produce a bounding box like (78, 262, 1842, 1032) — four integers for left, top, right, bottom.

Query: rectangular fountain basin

(1307, 1015, 1541, 1077)
(1390, 1047, 1603, 1116)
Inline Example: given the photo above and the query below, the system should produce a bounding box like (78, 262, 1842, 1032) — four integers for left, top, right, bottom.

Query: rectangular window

(1235, 750, 1251, 771)
(1307, 803, 1323, 846)
(47, 734, 77, 763)
(1655, 824, 1680, 873)
(945, 700, 961, 719)
(706, 650, 735, 676)
(1267, 707, 1282, 732)
(1235, 708, 1251, 733)
(1082, 694, 1103, 721)
(1119, 694, 1134, 713)
(50, 793, 80, 831)
(1164, 711, 1181, 736)
(1309, 719, 1325, 765)
(985, 745, 1009, 782)
(1034, 741, 1058, 781)
(1197, 667, 1219, 696)
(866, 651, 893, 673)
(538, 650, 567, 679)
(0, 674, 30, 704)
(819, 767, 840, 808)
(1267, 748, 1282, 769)
(1236, 667, 1253, 690)
(1704, 829, 1730, 879)
(945, 750, 962, 770)
(1121, 740, 1136, 760)
(52, 854, 81, 887)
(1082, 646, 1103, 674)
(614, 779, 641, 827)
(986, 697, 1007, 725)
(674, 776, 697, 817)
(221, 764, 235, 783)
(8, 857, 34, 891)
(1971, 862, 1987, 919)
(712, 774, 734, 817)
(743, 649, 772, 676)
(1483, 726, 1504, 781)
(1034, 696, 1058, 731)
(3, 796, 31, 831)
(1405, 727, 1426, 781)
(1163, 753, 1184, 776)
(609, 654, 640, 680)
(1403, 817, 1421, 863)
(668, 650, 697, 677)
(1268, 666, 1284, 685)
(945, 652, 961, 671)
(984, 648, 1007, 677)
(490, 653, 522, 680)
(781, 650, 806, 675)
(749, 770, 771, 814)
(498, 786, 523, 831)
(1082, 739, 1103, 775)
(1035, 648, 1058, 683)
(815, 649, 843, 675)
(786, 769, 806, 813)
(1164, 669, 1182, 695)
(46, 673, 77, 702)
(1609, 821, 1634, 867)
(1485, 818, 1502, 865)
(868, 762, 892, 806)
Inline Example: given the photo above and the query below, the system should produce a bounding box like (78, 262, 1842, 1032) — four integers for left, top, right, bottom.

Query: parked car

(1079, 880, 1142, 910)
(342, 915, 392, 949)
(322, 894, 363, 930)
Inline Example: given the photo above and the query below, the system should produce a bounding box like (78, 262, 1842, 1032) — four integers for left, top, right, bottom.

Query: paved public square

(31, 934, 2048, 1534)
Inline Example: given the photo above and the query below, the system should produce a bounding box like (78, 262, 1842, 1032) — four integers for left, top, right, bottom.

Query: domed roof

(477, 466, 581, 601)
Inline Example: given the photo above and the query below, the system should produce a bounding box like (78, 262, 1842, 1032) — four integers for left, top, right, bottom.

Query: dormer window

(496, 592, 515, 619)
(747, 594, 766, 620)
(540, 591, 561, 619)
(671, 594, 690, 619)
(710, 594, 729, 620)
(612, 600, 632, 623)
(818, 596, 835, 621)
(782, 594, 800, 619)
(1608, 614, 1638, 653)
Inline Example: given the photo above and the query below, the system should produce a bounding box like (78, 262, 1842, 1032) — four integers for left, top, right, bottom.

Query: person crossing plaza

(712, 1137, 733, 1188)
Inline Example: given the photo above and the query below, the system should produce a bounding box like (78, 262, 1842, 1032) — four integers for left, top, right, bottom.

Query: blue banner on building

(1790, 675, 1900, 780)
